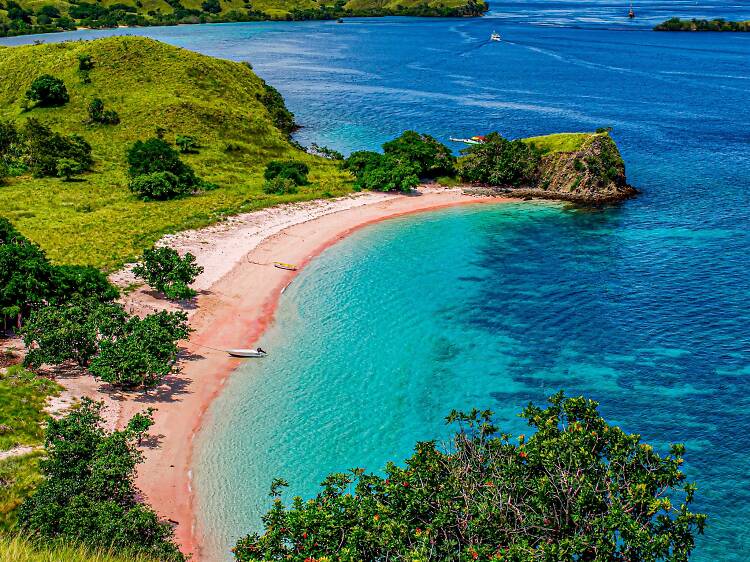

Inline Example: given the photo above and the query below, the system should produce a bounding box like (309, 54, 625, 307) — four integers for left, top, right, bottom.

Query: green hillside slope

(0, 36, 352, 268)
(0, 0, 487, 38)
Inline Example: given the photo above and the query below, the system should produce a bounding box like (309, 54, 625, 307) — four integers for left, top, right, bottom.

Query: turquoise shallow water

(4, 3, 749, 559)
(195, 199, 749, 560)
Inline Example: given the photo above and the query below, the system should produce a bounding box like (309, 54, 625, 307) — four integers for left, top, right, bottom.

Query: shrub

(382, 130, 456, 178)
(25, 75, 69, 107)
(263, 176, 298, 195)
(264, 160, 309, 186)
(175, 134, 198, 153)
(234, 394, 707, 561)
(87, 98, 120, 125)
(126, 137, 197, 187)
(132, 246, 204, 300)
(458, 132, 541, 187)
(128, 171, 188, 201)
(17, 399, 185, 560)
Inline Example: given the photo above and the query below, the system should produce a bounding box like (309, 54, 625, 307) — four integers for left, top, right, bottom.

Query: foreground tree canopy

(18, 399, 184, 561)
(234, 393, 706, 561)
(0, 218, 116, 329)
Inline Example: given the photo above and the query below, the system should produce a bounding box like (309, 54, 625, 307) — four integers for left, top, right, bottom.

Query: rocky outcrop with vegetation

(532, 133, 636, 203)
(463, 132, 638, 204)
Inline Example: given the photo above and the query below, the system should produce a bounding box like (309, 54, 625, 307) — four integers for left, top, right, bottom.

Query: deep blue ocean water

(3, 3, 749, 560)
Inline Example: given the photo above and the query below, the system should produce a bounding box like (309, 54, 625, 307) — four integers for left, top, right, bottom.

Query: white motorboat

(227, 348, 267, 358)
(490, 31, 501, 41)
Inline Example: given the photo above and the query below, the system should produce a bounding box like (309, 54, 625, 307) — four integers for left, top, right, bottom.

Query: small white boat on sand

(227, 348, 267, 358)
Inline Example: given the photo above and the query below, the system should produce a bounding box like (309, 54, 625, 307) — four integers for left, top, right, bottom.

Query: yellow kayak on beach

(274, 262, 298, 271)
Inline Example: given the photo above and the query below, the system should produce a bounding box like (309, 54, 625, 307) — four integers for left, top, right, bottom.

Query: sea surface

(3, 3, 749, 560)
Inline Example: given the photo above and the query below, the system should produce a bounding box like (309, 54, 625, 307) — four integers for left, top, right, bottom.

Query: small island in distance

(655, 17, 750, 32)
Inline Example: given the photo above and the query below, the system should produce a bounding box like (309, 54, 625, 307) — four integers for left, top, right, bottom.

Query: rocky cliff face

(464, 133, 638, 204)
(534, 134, 637, 203)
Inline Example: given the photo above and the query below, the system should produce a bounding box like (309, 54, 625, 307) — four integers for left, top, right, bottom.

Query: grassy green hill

(0, 0, 487, 38)
(0, 36, 352, 268)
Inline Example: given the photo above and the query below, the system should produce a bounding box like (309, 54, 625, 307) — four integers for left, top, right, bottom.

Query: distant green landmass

(654, 17, 750, 31)
(0, 0, 487, 38)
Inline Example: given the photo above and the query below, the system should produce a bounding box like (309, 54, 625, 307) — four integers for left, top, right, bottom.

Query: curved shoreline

(114, 188, 516, 560)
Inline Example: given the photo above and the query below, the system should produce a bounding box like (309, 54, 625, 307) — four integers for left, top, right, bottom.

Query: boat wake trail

(457, 39, 493, 57)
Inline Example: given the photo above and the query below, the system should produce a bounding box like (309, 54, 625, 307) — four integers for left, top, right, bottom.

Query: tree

(37, 5, 61, 18)
(175, 134, 199, 153)
(355, 154, 420, 192)
(18, 399, 184, 561)
(25, 75, 70, 107)
(382, 130, 456, 178)
(89, 310, 190, 387)
(87, 98, 120, 125)
(0, 218, 118, 330)
(48, 264, 119, 304)
(56, 15, 77, 30)
(6, 1, 32, 22)
(21, 300, 126, 369)
(132, 247, 204, 300)
(458, 132, 541, 187)
(264, 160, 309, 186)
(343, 150, 381, 176)
(234, 393, 706, 562)
(201, 0, 221, 13)
(126, 137, 197, 188)
(22, 118, 93, 178)
(0, 225, 51, 328)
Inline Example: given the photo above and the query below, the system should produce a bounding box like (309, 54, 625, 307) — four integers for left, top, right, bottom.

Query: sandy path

(0, 445, 39, 461)
(107, 188, 516, 560)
